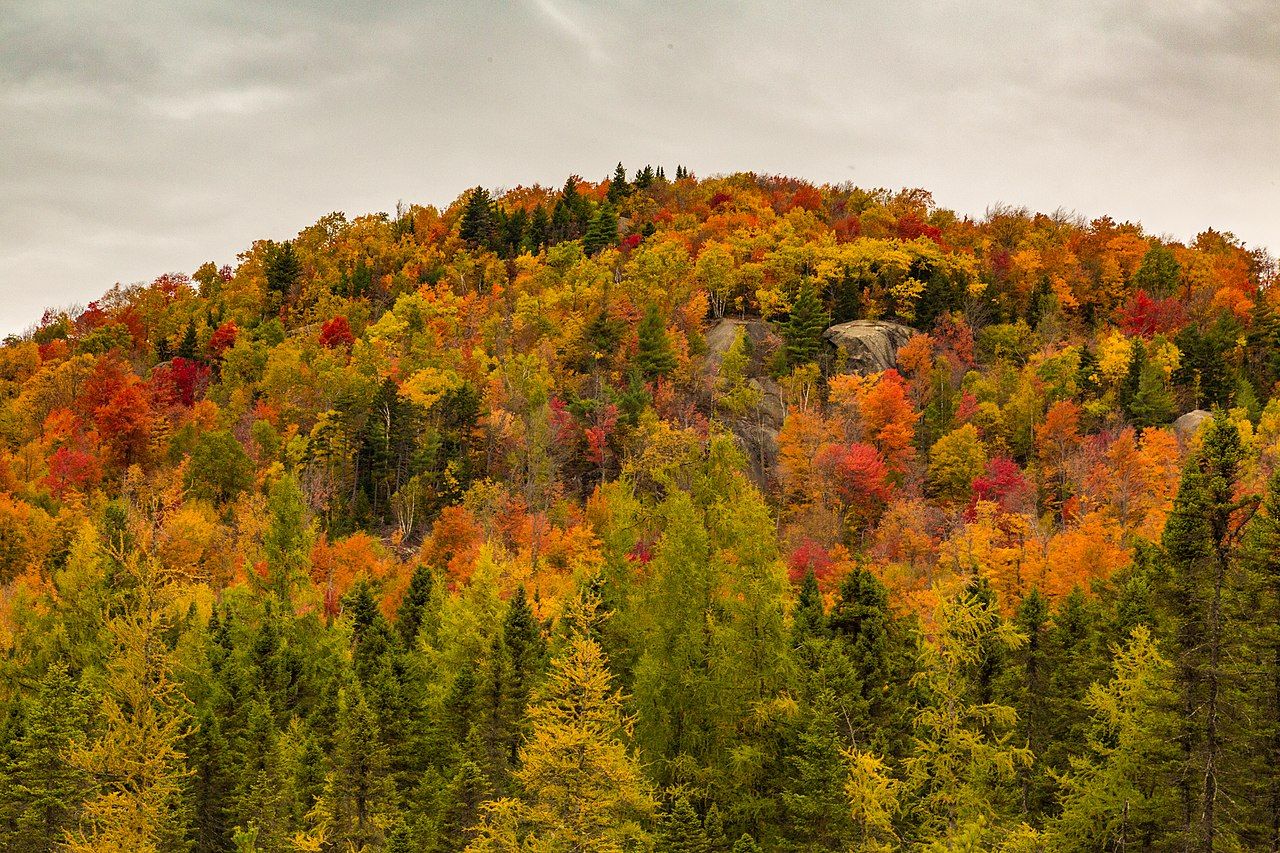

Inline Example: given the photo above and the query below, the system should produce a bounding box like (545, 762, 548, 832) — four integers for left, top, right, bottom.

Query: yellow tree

(466, 587, 656, 852)
(65, 548, 190, 853)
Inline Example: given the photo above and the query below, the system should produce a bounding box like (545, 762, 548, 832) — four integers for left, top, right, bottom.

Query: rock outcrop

(702, 317, 785, 485)
(823, 320, 917, 375)
(1173, 409, 1212, 439)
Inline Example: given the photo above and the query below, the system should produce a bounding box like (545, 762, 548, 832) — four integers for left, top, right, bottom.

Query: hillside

(1, 166, 1278, 850)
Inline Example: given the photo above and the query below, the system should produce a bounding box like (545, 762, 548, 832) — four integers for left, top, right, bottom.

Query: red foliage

(44, 446, 101, 498)
(789, 185, 823, 213)
(788, 538, 834, 584)
(75, 301, 109, 333)
(954, 392, 980, 425)
(621, 233, 643, 250)
(151, 357, 210, 407)
(896, 212, 943, 244)
(816, 442, 892, 527)
(709, 192, 733, 209)
(152, 272, 193, 301)
(585, 404, 618, 466)
(1119, 290, 1187, 338)
(319, 315, 355, 349)
(832, 215, 862, 242)
(38, 340, 69, 362)
(94, 382, 152, 465)
(969, 457, 1033, 517)
(208, 322, 238, 358)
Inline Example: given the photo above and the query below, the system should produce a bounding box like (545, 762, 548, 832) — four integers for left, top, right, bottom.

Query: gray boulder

(824, 320, 917, 375)
(1173, 409, 1212, 439)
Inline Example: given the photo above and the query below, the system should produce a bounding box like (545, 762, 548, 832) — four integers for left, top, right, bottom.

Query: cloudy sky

(1, 0, 1277, 334)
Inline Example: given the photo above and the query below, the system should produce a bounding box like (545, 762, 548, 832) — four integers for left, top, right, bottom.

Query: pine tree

(177, 318, 199, 361)
(1160, 413, 1257, 850)
(460, 186, 495, 248)
(466, 587, 656, 851)
(904, 584, 1032, 846)
(607, 162, 630, 204)
(525, 205, 550, 252)
(583, 202, 619, 256)
(1243, 468, 1280, 848)
(307, 682, 397, 850)
(0, 664, 89, 853)
(264, 240, 301, 301)
(397, 562, 437, 648)
(500, 585, 546, 765)
(782, 282, 828, 367)
(635, 304, 677, 380)
(187, 708, 234, 853)
(262, 474, 312, 606)
(1133, 243, 1182, 297)
(660, 795, 712, 853)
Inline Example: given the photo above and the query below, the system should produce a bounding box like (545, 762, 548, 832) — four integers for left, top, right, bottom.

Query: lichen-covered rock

(1173, 408, 1212, 439)
(823, 320, 917, 375)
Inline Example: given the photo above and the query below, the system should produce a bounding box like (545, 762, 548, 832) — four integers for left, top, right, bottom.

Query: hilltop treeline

(1, 166, 1278, 850)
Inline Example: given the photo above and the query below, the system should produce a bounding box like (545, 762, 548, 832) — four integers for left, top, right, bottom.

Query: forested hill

(1, 166, 1279, 851)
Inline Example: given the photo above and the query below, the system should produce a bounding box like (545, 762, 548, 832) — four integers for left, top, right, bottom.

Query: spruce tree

(1133, 243, 1182, 297)
(583, 202, 619, 256)
(459, 186, 495, 248)
(1160, 413, 1257, 849)
(660, 795, 712, 853)
(782, 281, 828, 368)
(607, 162, 630, 204)
(0, 664, 89, 853)
(635, 304, 677, 380)
(264, 240, 301, 301)
(177, 318, 199, 361)
(397, 562, 436, 648)
(1242, 468, 1280, 848)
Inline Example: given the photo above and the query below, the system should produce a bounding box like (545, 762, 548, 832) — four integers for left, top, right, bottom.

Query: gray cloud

(1, 0, 1276, 333)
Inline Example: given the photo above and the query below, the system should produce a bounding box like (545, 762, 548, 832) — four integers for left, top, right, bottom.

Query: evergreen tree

(307, 683, 397, 850)
(607, 162, 630, 204)
(397, 562, 437, 649)
(466, 588, 656, 851)
(1050, 626, 1179, 851)
(187, 708, 234, 853)
(177, 318, 199, 361)
(635, 303, 677, 380)
(904, 584, 1031, 846)
(1242, 469, 1280, 849)
(1160, 413, 1256, 849)
(782, 282, 828, 367)
(264, 240, 301, 302)
(660, 795, 712, 853)
(262, 474, 312, 606)
(0, 664, 89, 853)
(459, 186, 495, 248)
(66, 553, 191, 853)
(524, 205, 550, 252)
(583, 202, 619, 256)
(1133, 243, 1182, 297)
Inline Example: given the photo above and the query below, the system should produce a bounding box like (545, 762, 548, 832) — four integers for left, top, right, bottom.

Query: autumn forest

(2, 166, 1279, 852)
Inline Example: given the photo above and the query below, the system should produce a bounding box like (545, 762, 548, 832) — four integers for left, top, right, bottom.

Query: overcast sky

(2, 0, 1277, 334)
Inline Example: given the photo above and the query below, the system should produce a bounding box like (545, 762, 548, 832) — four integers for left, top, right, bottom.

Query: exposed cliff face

(703, 318, 784, 485)
(823, 320, 917, 375)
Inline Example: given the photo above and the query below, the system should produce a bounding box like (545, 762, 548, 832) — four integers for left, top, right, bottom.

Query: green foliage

(186, 429, 254, 504)
(635, 303, 677, 379)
